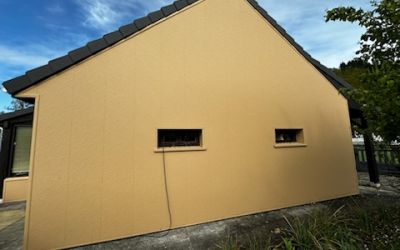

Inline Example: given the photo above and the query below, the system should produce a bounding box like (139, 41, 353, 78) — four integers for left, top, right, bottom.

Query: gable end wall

(18, 0, 358, 248)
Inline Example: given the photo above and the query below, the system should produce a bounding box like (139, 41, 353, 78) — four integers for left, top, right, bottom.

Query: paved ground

(0, 202, 25, 250)
(0, 173, 399, 250)
(358, 172, 400, 195)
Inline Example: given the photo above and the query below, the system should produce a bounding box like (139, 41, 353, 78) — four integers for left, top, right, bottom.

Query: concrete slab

(0, 202, 25, 250)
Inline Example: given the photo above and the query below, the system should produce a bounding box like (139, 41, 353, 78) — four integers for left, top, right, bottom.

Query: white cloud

(0, 45, 59, 68)
(46, 3, 65, 14)
(0, 17, 95, 85)
(82, 0, 118, 30)
(0, 0, 371, 74)
(73, 0, 372, 67)
(258, 0, 370, 67)
(0, 29, 92, 70)
(77, 0, 173, 32)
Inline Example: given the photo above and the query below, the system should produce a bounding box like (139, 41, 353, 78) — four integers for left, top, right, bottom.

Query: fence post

(362, 118, 380, 185)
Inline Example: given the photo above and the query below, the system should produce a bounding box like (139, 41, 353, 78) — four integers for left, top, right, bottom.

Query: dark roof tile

(134, 16, 151, 30)
(68, 46, 92, 63)
(49, 55, 74, 73)
(119, 23, 139, 38)
(187, 0, 198, 4)
(26, 65, 53, 83)
(247, 0, 258, 8)
(3, 75, 31, 95)
(161, 4, 177, 17)
(255, 5, 269, 18)
(174, 0, 188, 11)
(87, 38, 108, 54)
(149, 10, 164, 23)
(104, 31, 124, 45)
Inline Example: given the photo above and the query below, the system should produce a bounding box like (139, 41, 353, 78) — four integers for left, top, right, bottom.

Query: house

(0, 108, 33, 203)
(2, 0, 359, 249)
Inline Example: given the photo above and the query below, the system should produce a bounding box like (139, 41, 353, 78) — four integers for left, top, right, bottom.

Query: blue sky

(0, 0, 370, 111)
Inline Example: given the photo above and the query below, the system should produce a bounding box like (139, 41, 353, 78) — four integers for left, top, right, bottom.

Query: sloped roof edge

(246, 0, 353, 91)
(3, 0, 353, 97)
(0, 107, 34, 122)
(2, 0, 199, 95)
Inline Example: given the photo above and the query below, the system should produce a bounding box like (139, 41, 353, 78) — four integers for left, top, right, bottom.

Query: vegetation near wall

(3, 99, 31, 112)
(326, 0, 400, 148)
(218, 198, 400, 250)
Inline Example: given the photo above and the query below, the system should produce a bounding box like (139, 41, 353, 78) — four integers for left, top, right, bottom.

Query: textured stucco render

(18, 0, 359, 248)
(2, 177, 29, 203)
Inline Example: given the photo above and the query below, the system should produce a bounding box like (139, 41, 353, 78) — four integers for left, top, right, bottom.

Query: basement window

(274, 129, 306, 148)
(158, 129, 202, 148)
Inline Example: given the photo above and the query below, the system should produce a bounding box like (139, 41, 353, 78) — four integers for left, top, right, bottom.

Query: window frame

(154, 128, 207, 153)
(274, 128, 307, 148)
(9, 125, 32, 177)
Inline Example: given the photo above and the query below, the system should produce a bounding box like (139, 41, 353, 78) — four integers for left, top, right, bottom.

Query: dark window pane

(12, 126, 32, 174)
(158, 129, 202, 148)
(275, 129, 303, 143)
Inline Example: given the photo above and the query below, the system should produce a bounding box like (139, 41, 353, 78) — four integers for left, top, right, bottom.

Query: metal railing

(354, 145, 400, 176)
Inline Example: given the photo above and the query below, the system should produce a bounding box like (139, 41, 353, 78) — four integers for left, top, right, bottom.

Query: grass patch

(217, 198, 400, 250)
(216, 234, 272, 250)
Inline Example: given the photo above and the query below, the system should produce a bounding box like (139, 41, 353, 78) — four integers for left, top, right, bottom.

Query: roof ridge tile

(103, 30, 124, 45)
(26, 65, 53, 84)
(87, 38, 108, 54)
(161, 4, 177, 17)
(3, 75, 31, 95)
(148, 10, 165, 23)
(134, 16, 151, 30)
(119, 23, 139, 38)
(174, 0, 189, 11)
(68, 46, 92, 63)
(49, 55, 74, 73)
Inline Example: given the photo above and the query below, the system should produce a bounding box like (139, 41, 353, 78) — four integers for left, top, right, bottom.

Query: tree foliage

(5, 99, 31, 112)
(326, 0, 399, 64)
(326, 0, 400, 144)
(332, 58, 370, 89)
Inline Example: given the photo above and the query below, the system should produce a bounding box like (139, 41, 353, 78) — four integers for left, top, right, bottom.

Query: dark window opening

(158, 129, 202, 148)
(275, 129, 303, 143)
(11, 126, 32, 176)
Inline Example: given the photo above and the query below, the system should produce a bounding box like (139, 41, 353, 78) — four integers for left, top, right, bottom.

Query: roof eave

(0, 107, 34, 122)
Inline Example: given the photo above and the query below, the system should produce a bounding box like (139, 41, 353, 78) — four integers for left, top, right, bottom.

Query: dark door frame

(0, 109, 33, 198)
(8, 125, 32, 178)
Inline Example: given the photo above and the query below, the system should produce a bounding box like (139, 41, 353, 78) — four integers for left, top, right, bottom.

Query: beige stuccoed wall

(18, 0, 359, 248)
(2, 177, 29, 203)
